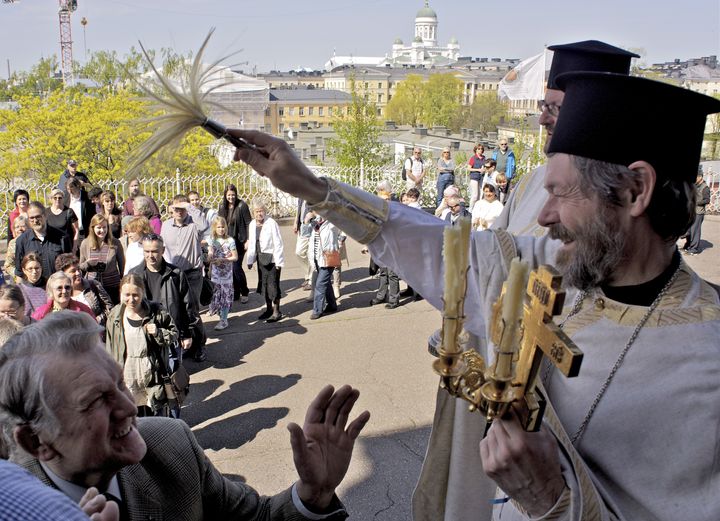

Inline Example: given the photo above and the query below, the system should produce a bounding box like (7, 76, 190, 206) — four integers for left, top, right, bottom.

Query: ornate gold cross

(508, 265, 583, 431)
(435, 262, 583, 433)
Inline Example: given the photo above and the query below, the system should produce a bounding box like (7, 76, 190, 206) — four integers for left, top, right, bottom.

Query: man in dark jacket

(130, 234, 207, 362)
(15, 202, 72, 278)
(683, 170, 713, 255)
(57, 159, 91, 192)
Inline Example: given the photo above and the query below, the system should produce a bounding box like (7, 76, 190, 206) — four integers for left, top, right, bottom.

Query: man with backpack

(404, 147, 426, 192)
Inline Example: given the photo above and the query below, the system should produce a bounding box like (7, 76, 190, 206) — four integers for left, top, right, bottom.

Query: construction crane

(58, 0, 78, 86)
(2, 0, 78, 87)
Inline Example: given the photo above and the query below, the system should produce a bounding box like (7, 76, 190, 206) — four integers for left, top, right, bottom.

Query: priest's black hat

(547, 72, 720, 183)
(547, 40, 639, 89)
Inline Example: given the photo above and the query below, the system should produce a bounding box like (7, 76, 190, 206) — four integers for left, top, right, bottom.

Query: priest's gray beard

(549, 210, 626, 291)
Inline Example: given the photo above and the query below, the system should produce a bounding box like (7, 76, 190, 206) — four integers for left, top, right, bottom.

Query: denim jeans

(436, 173, 455, 207)
(313, 267, 337, 315)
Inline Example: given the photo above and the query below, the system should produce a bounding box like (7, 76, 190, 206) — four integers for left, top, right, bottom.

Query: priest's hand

(230, 129, 328, 205)
(288, 384, 370, 510)
(480, 407, 566, 517)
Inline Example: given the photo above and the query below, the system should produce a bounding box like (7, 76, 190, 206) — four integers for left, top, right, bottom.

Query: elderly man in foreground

(0, 312, 369, 520)
(230, 71, 720, 520)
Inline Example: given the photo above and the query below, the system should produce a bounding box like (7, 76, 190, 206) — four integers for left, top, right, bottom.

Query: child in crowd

(404, 188, 422, 209)
(207, 216, 238, 330)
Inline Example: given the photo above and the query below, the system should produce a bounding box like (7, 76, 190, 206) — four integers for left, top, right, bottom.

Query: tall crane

(58, 0, 78, 86)
(2, 0, 78, 87)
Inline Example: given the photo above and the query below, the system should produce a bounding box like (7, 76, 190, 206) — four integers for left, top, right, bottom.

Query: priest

(231, 73, 720, 521)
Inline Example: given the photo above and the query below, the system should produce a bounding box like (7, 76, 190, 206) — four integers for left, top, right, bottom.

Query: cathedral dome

(394, 37, 403, 45)
(416, 2, 437, 19)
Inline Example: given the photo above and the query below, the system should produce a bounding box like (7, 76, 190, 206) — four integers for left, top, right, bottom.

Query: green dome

(413, 35, 424, 43)
(416, 1, 437, 18)
(394, 37, 403, 44)
(449, 36, 458, 44)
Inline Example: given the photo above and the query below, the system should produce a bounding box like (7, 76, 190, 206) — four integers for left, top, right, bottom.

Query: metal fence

(2, 163, 719, 239)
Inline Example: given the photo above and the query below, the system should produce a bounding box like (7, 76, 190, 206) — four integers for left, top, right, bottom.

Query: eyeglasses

(538, 100, 561, 117)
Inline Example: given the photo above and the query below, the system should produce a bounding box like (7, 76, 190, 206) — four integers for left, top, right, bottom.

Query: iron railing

(3, 163, 719, 239)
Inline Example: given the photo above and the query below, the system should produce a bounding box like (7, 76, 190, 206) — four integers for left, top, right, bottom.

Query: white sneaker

(240, 296, 249, 304)
(214, 320, 228, 330)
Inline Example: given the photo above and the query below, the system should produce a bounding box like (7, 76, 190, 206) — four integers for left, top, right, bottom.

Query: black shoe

(399, 288, 414, 297)
(266, 312, 284, 323)
(413, 294, 424, 301)
(369, 298, 384, 306)
(194, 350, 207, 362)
(324, 306, 338, 314)
(385, 302, 399, 309)
(258, 309, 273, 320)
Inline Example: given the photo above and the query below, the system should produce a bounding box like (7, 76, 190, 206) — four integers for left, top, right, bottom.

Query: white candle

(442, 218, 471, 355)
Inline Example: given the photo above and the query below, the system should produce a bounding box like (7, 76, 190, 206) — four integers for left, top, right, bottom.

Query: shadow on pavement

(343, 425, 431, 521)
(193, 406, 290, 450)
(183, 373, 301, 428)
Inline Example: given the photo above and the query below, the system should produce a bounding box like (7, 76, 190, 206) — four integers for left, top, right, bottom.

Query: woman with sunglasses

(31, 271, 95, 321)
(46, 188, 79, 248)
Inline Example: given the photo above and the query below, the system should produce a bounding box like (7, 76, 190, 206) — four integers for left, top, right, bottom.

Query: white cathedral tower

(325, 1, 460, 70)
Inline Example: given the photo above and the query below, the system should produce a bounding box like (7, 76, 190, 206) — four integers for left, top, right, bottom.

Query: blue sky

(1, 0, 718, 77)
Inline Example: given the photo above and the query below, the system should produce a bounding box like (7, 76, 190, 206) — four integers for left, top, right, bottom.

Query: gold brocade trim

(489, 229, 518, 268)
(560, 263, 720, 335)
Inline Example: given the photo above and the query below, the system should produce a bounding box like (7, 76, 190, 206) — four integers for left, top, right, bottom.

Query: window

(388, 94, 392, 101)
(378, 82, 382, 89)
(264, 108, 270, 116)
(288, 107, 295, 116)
(278, 106, 284, 116)
(377, 93, 383, 103)
(279, 123, 284, 133)
(364, 82, 369, 89)
(299, 107, 305, 116)
(308, 106, 314, 115)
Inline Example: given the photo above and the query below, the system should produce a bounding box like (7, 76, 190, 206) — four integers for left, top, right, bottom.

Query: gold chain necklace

(543, 266, 681, 445)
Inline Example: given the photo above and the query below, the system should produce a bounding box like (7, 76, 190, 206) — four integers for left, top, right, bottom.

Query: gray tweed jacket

(15, 417, 347, 521)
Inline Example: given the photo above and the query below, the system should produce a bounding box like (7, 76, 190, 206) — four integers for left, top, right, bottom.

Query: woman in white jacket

(246, 200, 285, 322)
(309, 214, 340, 320)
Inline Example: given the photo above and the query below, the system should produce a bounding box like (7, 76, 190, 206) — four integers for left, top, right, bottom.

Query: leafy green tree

(420, 73, 463, 128)
(457, 92, 509, 134)
(0, 87, 226, 184)
(0, 57, 63, 100)
(385, 74, 424, 126)
(326, 79, 390, 169)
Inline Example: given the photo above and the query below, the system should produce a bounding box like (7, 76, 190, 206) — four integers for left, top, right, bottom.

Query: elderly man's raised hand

(288, 384, 370, 510)
(230, 130, 328, 205)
